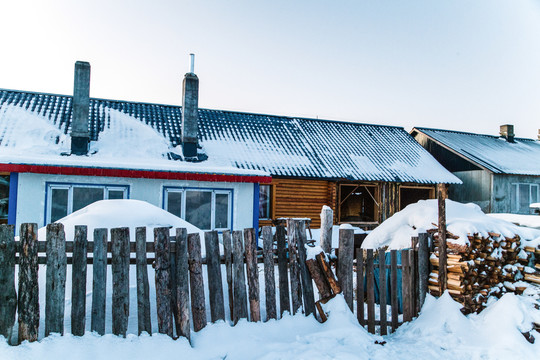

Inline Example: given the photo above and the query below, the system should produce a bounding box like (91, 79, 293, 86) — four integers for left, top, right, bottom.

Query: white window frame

(46, 183, 128, 224)
(164, 187, 233, 231)
(511, 183, 539, 213)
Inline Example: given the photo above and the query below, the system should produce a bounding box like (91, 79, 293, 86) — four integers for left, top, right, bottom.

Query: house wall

(491, 174, 540, 214)
(448, 170, 492, 212)
(14, 172, 255, 233)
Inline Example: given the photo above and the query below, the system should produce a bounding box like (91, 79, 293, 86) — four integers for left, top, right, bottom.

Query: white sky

(1, 0, 539, 138)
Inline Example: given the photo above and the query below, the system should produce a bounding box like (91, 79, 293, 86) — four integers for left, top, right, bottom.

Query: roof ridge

(414, 126, 537, 142)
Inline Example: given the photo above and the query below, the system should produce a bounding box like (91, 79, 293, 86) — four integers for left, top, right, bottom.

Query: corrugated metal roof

(415, 127, 540, 175)
(0, 89, 460, 183)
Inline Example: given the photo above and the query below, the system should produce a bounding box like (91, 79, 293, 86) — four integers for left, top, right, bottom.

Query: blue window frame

(163, 186, 233, 231)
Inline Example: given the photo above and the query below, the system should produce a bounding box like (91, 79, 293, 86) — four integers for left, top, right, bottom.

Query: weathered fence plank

(244, 228, 261, 322)
(366, 249, 375, 334)
(91, 228, 107, 335)
(111, 227, 130, 337)
(262, 226, 276, 321)
(154, 227, 173, 337)
(320, 206, 333, 254)
(418, 232, 429, 311)
(71, 225, 87, 336)
(232, 231, 248, 324)
(337, 228, 354, 311)
(174, 228, 190, 340)
(402, 249, 412, 322)
(276, 225, 290, 317)
(205, 231, 225, 322)
(295, 220, 315, 316)
(0, 225, 16, 339)
(378, 249, 387, 335)
(188, 233, 207, 332)
(135, 227, 151, 335)
(45, 223, 67, 336)
(287, 219, 302, 315)
(18, 223, 39, 343)
(316, 252, 341, 295)
(356, 248, 364, 326)
(390, 250, 399, 332)
(222, 230, 234, 321)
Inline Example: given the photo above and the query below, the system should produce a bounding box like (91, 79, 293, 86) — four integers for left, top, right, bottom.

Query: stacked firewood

(427, 231, 540, 313)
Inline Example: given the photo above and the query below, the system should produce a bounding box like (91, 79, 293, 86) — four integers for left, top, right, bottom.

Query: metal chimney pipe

(71, 61, 91, 155)
(190, 53, 195, 74)
(182, 55, 199, 158)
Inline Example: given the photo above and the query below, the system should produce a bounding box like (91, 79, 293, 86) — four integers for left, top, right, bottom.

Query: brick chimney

(181, 54, 199, 159)
(499, 124, 514, 143)
(71, 61, 91, 155)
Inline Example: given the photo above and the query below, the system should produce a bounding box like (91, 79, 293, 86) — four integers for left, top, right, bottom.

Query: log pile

(427, 231, 540, 313)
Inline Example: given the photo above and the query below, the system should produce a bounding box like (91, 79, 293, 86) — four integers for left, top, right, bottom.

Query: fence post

(262, 226, 277, 320)
(91, 228, 108, 335)
(222, 230, 234, 321)
(205, 231, 225, 322)
(276, 225, 290, 317)
(402, 249, 412, 322)
(337, 227, 354, 311)
(378, 249, 387, 335)
(18, 223, 39, 343)
(232, 231, 248, 324)
(175, 228, 190, 340)
(154, 227, 173, 337)
(295, 220, 315, 316)
(366, 249, 375, 334)
(135, 227, 151, 335)
(287, 219, 302, 315)
(418, 232, 429, 312)
(356, 248, 364, 326)
(188, 233, 207, 332)
(320, 206, 333, 254)
(438, 184, 447, 294)
(111, 227, 130, 337)
(244, 228, 261, 322)
(71, 225, 88, 336)
(45, 223, 67, 337)
(0, 225, 16, 340)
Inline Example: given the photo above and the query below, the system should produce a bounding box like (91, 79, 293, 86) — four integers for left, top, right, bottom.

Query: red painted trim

(0, 163, 272, 184)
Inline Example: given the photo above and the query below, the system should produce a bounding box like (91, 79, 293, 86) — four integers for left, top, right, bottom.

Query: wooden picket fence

(0, 221, 430, 344)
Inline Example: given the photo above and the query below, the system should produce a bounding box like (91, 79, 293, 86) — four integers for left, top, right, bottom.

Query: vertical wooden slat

(262, 226, 276, 321)
(154, 227, 173, 337)
(366, 249, 375, 334)
(287, 219, 302, 315)
(45, 223, 67, 336)
(378, 250, 387, 335)
(222, 230, 234, 321)
(71, 225, 87, 336)
(417, 232, 429, 311)
(232, 231, 248, 323)
(18, 223, 39, 343)
(91, 228, 107, 335)
(276, 225, 290, 317)
(111, 227, 130, 337)
(320, 206, 333, 254)
(402, 249, 411, 322)
(0, 225, 16, 340)
(390, 250, 399, 332)
(356, 248, 364, 326)
(188, 233, 206, 332)
(412, 237, 419, 316)
(205, 231, 225, 322)
(295, 220, 315, 316)
(175, 228, 190, 340)
(244, 228, 260, 322)
(169, 236, 178, 334)
(135, 227, 151, 335)
(438, 183, 447, 294)
(337, 228, 354, 311)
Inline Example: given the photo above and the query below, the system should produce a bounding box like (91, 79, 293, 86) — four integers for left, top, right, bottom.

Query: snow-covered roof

(413, 127, 540, 176)
(0, 89, 459, 183)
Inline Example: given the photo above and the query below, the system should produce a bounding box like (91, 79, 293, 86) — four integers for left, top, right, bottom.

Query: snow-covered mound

(37, 199, 216, 255)
(488, 213, 540, 229)
(362, 199, 540, 250)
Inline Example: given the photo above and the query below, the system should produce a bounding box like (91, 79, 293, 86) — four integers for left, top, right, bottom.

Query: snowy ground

(1, 292, 539, 360)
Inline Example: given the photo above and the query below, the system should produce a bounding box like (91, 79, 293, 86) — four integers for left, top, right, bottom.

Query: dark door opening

(400, 187, 433, 210)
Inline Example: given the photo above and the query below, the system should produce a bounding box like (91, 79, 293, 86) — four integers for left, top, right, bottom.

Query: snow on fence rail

(0, 221, 430, 344)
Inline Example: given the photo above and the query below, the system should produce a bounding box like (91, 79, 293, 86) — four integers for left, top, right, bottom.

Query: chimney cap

(189, 53, 195, 74)
(499, 124, 515, 142)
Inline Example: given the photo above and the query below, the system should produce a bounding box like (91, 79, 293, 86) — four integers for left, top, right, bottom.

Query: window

(510, 183, 539, 214)
(164, 188, 232, 230)
(47, 183, 128, 223)
(0, 174, 8, 224)
(259, 184, 272, 219)
(339, 184, 378, 223)
(399, 186, 435, 210)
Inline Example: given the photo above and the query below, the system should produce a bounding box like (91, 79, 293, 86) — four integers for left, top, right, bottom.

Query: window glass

(339, 185, 376, 222)
(531, 185, 538, 204)
(167, 191, 183, 218)
(510, 184, 518, 213)
(73, 187, 104, 213)
(519, 184, 529, 214)
(0, 175, 8, 222)
(215, 193, 229, 229)
(51, 188, 69, 222)
(259, 185, 271, 219)
(108, 189, 125, 200)
(185, 190, 212, 230)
